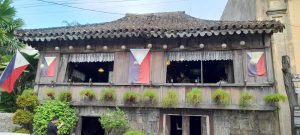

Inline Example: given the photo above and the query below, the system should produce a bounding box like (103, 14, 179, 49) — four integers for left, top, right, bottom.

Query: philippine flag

(128, 49, 150, 84)
(41, 57, 57, 77)
(247, 52, 266, 76)
(0, 51, 29, 93)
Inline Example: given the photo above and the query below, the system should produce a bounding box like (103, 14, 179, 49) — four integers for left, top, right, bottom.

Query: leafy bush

(99, 107, 129, 134)
(264, 93, 287, 103)
(162, 90, 179, 108)
(123, 91, 140, 104)
(123, 130, 145, 135)
(100, 88, 116, 102)
(186, 88, 202, 105)
(80, 89, 96, 100)
(142, 89, 158, 104)
(212, 88, 230, 105)
(12, 109, 33, 125)
(33, 100, 78, 135)
(0, 92, 17, 112)
(16, 89, 38, 109)
(58, 91, 72, 102)
(14, 128, 30, 134)
(239, 91, 254, 107)
(44, 88, 55, 100)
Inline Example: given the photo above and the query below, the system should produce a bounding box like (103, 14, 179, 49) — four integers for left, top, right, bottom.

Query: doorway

(190, 116, 202, 135)
(81, 117, 105, 135)
(170, 116, 182, 135)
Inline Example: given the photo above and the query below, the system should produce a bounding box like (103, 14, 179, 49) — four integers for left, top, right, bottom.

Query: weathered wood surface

(113, 52, 129, 84)
(150, 51, 166, 83)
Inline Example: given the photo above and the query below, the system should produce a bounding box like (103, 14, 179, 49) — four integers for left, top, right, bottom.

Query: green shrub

(123, 130, 145, 135)
(14, 128, 30, 134)
(264, 93, 287, 103)
(58, 91, 72, 102)
(33, 100, 78, 135)
(142, 89, 158, 104)
(100, 107, 129, 134)
(16, 89, 38, 110)
(186, 88, 202, 105)
(162, 90, 179, 108)
(80, 89, 96, 100)
(12, 109, 33, 125)
(239, 91, 254, 107)
(44, 88, 55, 100)
(212, 88, 230, 105)
(123, 91, 140, 104)
(100, 88, 116, 102)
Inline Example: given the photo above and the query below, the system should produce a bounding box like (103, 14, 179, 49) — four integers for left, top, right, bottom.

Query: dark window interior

(81, 117, 105, 135)
(170, 116, 182, 135)
(167, 61, 201, 83)
(167, 60, 234, 83)
(203, 60, 234, 83)
(67, 62, 113, 83)
(190, 116, 202, 135)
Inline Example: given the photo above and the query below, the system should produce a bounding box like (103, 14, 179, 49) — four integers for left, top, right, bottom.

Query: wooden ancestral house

(17, 12, 284, 135)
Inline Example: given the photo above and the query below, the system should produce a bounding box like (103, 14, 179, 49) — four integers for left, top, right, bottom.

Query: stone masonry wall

(124, 108, 160, 135)
(0, 113, 20, 132)
(214, 110, 276, 135)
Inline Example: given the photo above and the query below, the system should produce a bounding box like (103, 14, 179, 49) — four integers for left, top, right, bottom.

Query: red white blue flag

(247, 52, 266, 76)
(41, 57, 57, 77)
(128, 49, 150, 84)
(0, 51, 29, 93)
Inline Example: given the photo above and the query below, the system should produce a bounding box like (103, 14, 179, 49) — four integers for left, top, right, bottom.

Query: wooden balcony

(36, 84, 276, 111)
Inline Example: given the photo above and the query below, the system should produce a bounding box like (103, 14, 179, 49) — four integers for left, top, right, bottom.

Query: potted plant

(264, 93, 287, 104)
(44, 88, 55, 100)
(142, 89, 158, 105)
(100, 88, 116, 102)
(186, 88, 202, 105)
(239, 91, 254, 107)
(80, 89, 96, 100)
(212, 88, 230, 105)
(58, 91, 72, 102)
(162, 90, 179, 108)
(123, 91, 140, 104)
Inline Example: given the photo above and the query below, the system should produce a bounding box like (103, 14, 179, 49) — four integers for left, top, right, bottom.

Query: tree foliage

(33, 100, 78, 135)
(0, 0, 24, 53)
(99, 107, 129, 135)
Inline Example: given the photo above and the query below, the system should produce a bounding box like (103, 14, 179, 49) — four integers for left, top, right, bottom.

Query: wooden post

(75, 117, 82, 135)
(182, 116, 190, 135)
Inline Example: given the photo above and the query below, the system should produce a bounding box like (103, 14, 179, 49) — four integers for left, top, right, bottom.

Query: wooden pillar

(75, 117, 82, 135)
(163, 115, 171, 135)
(201, 116, 210, 135)
(182, 116, 190, 135)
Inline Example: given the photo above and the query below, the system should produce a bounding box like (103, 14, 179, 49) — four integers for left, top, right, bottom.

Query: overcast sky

(13, 0, 228, 29)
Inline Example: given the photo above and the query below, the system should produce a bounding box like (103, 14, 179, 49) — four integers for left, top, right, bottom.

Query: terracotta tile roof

(16, 11, 284, 42)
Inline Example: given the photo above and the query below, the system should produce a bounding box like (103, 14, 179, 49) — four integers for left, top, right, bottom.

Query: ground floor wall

(74, 106, 277, 135)
(0, 113, 20, 132)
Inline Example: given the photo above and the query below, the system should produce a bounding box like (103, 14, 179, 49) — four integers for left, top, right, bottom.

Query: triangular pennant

(13, 51, 29, 69)
(45, 57, 56, 66)
(248, 52, 264, 64)
(130, 49, 150, 65)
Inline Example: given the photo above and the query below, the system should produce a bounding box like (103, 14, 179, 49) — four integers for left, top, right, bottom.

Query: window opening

(202, 60, 234, 83)
(67, 62, 113, 83)
(167, 61, 201, 83)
